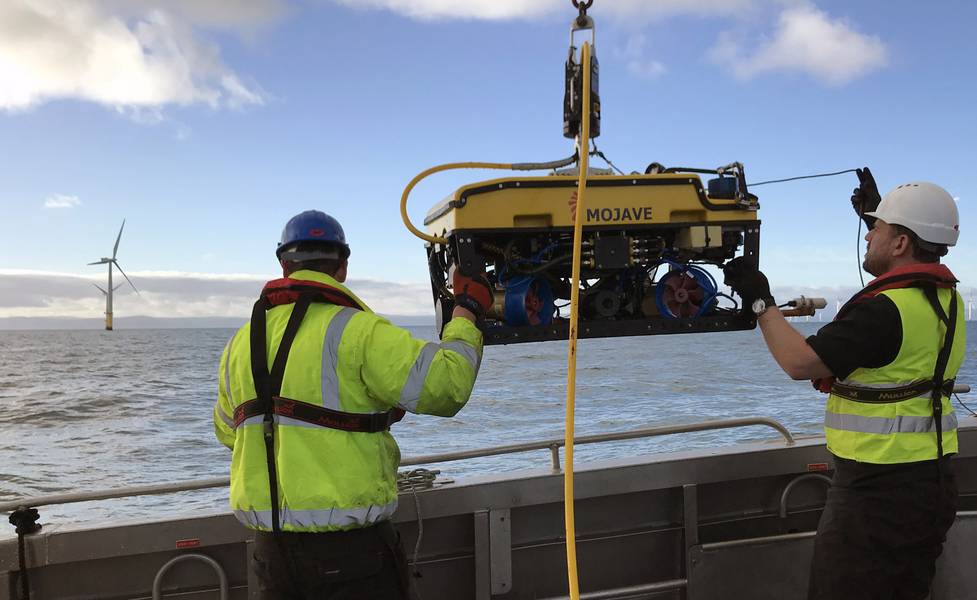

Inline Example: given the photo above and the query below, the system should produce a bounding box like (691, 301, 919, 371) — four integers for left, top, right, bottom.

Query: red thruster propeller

(661, 271, 705, 318)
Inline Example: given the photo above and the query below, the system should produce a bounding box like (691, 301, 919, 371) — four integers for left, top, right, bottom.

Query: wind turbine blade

(112, 219, 126, 259)
(92, 283, 107, 295)
(113, 283, 124, 291)
(113, 260, 140, 295)
(87, 259, 109, 265)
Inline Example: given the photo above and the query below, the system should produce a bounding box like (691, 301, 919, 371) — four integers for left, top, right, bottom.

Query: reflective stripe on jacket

(213, 270, 483, 532)
(825, 287, 965, 464)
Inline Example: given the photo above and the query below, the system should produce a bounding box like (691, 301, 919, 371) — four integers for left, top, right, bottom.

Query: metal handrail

(0, 477, 231, 514)
(152, 553, 228, 600)
(403, 416, 795, 470)
(778, 473, 832, 519)
(0, 416, 793, 513)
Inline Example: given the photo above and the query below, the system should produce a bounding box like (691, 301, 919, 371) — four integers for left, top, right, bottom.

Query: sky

(1, 0, 976, 322)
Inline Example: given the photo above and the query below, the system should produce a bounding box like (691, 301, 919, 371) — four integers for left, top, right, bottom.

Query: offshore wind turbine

(88, 219, 139, 330)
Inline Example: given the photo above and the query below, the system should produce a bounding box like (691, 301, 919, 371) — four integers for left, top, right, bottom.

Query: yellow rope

(398, 41, 593, 600)
(400, 162, 514, 245)
(564, 40, 591, 600)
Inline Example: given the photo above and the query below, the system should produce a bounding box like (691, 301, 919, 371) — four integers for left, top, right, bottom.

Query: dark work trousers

(808, 456, 958, 600)
(252, 521, 415, 600)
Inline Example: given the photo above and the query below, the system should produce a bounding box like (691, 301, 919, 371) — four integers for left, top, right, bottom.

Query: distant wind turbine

(88, 219, 138, 330)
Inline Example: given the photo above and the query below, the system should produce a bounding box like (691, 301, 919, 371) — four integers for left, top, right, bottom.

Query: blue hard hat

(277, 210, 350, 259)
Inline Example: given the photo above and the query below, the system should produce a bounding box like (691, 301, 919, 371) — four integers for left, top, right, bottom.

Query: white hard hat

(866, 181, 959, 246)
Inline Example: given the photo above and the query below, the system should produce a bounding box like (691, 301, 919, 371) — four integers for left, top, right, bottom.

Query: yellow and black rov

(400, 3, 770, 346)
(422, 166, 762, 345)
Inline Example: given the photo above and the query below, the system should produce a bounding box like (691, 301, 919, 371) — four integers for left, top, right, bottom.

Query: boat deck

(3, 416, 976, 599)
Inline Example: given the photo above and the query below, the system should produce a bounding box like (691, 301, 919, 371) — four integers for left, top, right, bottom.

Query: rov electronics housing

(425, 169, 762, 345)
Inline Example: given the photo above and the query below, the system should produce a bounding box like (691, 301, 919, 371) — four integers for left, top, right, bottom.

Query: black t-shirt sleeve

(805, 295, 902, 380)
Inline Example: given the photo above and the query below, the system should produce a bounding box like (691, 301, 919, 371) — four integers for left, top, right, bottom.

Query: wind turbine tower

(88, 220, 139, 330)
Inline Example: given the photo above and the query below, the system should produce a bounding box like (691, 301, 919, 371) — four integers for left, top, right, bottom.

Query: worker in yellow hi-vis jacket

(213, 210, 493, 599)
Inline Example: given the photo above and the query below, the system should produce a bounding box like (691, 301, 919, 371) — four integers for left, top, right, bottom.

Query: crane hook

(571, 0, 593, 27)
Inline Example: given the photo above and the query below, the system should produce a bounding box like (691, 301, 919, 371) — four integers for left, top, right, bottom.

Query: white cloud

(334, 0, 755, 22)
(333, 0, 557, 21)
(591, 0, 758, 22)
(0, 0, 279, 113)
(618, 34, 667, 80)
(628, 59, 667, 80)
(2, 269, 975, 325)
(44, 194, 82, 209)
(337, 2, 883, 86)
(710, 4, 887, 85)
(0, 269, 433, 319)
(99, 0, 286, 30)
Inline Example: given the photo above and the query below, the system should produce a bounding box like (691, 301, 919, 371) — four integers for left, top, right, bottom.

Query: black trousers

(808, 456, 958, 600)
(252, 521, 414, 600)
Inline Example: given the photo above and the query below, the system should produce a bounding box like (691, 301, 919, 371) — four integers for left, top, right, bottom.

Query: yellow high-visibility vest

(825, 287, 965, 464)
(214, 270, 483, 531)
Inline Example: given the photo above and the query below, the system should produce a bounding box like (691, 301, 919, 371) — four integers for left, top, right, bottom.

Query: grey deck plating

(3, 418, 975, 599)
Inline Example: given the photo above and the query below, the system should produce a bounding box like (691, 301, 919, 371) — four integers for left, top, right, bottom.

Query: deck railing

(0, 416, 795, 514)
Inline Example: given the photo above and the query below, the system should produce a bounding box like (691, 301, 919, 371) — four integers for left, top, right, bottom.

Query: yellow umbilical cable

(564, 40, 592, 600)
(400, 162, 514, 246)
(398, 41, 592, 600)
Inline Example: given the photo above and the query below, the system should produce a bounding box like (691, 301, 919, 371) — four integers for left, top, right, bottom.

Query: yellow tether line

(398, 42, 592, 600)
(564, 40, 591, 600)
(400, 162, 514, 246)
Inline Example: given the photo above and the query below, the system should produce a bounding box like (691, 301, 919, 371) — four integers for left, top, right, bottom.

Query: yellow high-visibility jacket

(825, 287, 965, 464)
(214, 270, 482, 531)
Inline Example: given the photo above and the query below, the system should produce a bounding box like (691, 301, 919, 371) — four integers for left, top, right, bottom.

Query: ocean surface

(2, 323, 975, 534)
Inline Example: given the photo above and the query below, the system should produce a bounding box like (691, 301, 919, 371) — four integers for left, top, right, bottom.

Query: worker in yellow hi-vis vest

(213, 210, 493, 599)
(723, 171, 965, 600)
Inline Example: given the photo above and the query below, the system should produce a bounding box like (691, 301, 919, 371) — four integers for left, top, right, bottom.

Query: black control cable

(747, 168, 859, 187)
(745, 167, 865, 288)
(954, 393, 977, 418)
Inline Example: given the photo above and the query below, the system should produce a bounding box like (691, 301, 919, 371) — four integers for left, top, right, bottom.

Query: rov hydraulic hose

(400, 157, 577, 246)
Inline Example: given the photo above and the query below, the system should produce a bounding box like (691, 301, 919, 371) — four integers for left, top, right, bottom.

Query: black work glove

(722, 257, 774, 310)
(851, 167, 881, 228)
(451, 267, 494, 318)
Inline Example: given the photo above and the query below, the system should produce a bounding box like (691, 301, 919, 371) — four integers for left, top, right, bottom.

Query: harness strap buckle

(369, 408, 405, 432)
(369, 411, 390, 432)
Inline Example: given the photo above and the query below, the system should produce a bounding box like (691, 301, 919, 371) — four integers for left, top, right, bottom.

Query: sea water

(2, 324, 975, 531)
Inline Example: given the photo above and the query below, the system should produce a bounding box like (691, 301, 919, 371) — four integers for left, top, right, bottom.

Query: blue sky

(1, 0, 975, 320)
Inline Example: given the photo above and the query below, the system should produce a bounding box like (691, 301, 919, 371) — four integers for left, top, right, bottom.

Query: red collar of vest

(812, 263, 957, 393)
(261, 277, 363, 310)
(845, 263, 957, 309)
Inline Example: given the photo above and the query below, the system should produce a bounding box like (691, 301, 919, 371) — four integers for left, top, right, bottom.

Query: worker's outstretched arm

(723, 258, 833, 381)
(356, 268, 490, 416)
(757, 308, 833, 380)
(357, 313, 484, 417)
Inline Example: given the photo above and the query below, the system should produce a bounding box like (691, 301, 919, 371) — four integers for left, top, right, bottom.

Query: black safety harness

(829, 286, 958, 455)
(817, 267, 960, 516)
(245, 279, 405, 533)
